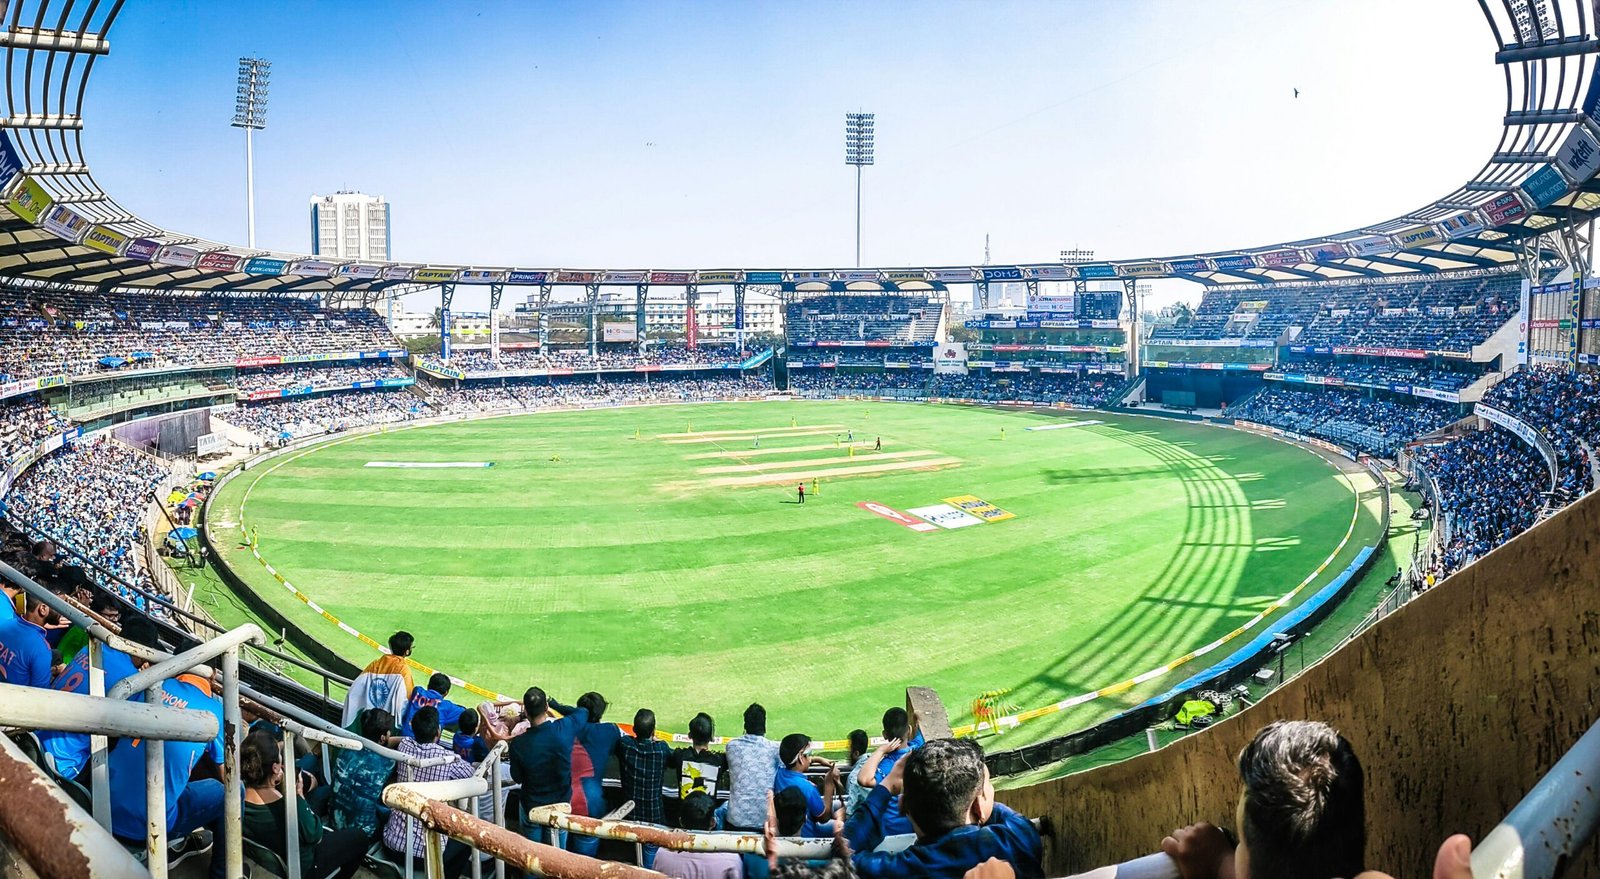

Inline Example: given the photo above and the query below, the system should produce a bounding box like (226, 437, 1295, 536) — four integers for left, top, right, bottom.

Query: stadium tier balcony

(418, 343, 750, 375)
(0, 288, 399, 385)
(1225, 386, 1459, 457)
(785, 295, 945, 346)
(1413, 427, 1549, 577)
(1482, 367, 1600, 498)
(1275, 358, 1491, 393)
(232, 362, 410, 392)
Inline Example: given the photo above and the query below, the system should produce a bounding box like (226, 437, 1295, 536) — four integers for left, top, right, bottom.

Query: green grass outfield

(205, 400, 1384, 749)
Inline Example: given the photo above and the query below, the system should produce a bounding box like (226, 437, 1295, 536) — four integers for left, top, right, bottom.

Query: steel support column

(1124, 278, 1141, 379)
(587, 283, 601, 357)
(977, 279, 990, 310)
(635, 283, 648, 354)
(734, 282, 747, 352)
(685, 283, 700, 349)
(439, 283, 455, 362)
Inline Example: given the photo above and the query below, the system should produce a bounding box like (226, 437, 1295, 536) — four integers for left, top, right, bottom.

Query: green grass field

(206, 400, 1383, 749)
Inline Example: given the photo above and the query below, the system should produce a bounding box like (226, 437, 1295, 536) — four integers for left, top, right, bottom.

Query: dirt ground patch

(696, 449, 942, 475)
(666, 456, 963, 489)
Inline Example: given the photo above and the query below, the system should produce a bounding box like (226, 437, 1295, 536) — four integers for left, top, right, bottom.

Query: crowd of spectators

(1413, 427, 1549, 577)
(786, 296, 944, 345)
(219, 389, 423, 442)
(0, 398, 71, 471)
(1482, 367, 1600, 499)
(1225, 386, 1459, 456)
(2, 438, 171, 613)
(232, 362, 409, 392)
(419, 344, 751, 376)
(0, 289, 397, 384)
(788, 369, 1126, 408)
(1274, 358, 1487, 393)
(426, 374, 774, 415)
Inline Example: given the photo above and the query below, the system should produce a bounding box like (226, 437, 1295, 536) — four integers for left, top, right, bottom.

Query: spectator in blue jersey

(451, 708, 490, 764)
(108, 668, 230, 879)
(726, 703, 781, 832)
(37, 615, 162, 782)
(847, 707, 926, 849)
(508, 686, 589, 846)
(568, 691, 621, 855)
(400, 671, 464, 737)
(329, 708, 396, 845)
(773, 733, 841, 838)
(849, 738, 1042, 879)
(0, 591, 58, 687)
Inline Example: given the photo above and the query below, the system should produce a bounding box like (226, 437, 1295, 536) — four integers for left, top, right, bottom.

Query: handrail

(381, 781, 664, 879)
(238, 681, 458, 770)
(523, 803, 835, 859)
(107, 623, 264, 700)
(1471, 715, 1600, 879)
(0, 733, 147, 879)
(0, 681, 218, 742)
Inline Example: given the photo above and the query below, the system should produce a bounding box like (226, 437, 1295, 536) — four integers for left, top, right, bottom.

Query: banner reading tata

(1481, 192, 1528, 226)
(933, 342, 968, 375)
(1521, 164, 1570, 208)
(982, 266, 1023, 281)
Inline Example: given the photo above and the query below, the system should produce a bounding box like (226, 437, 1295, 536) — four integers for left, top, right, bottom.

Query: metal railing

(1470, 715, 1600, 879)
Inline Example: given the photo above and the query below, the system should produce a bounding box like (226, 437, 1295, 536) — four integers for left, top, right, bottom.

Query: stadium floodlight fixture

(845, 112, 875, 267)
(1060, 248, 1096, 265)
(231, 57, 271, 248)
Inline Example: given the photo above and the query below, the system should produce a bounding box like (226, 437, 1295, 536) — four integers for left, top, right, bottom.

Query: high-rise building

(309, 191, 391, 260)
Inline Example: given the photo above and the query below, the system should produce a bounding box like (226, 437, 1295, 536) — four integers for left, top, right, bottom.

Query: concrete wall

(1004, 485, 1600, 879)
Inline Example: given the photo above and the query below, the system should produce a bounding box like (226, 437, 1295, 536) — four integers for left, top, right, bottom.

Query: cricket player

(797, 482, 806, 504)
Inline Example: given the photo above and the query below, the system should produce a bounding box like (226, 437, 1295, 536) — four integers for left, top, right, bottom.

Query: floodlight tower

(232, 57, 271, 248)
(845, 112, 875, 267)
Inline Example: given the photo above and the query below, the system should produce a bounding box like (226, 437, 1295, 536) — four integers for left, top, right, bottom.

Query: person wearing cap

(773, 732, 840, 838)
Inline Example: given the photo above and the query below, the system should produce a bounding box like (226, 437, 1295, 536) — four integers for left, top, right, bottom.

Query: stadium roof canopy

(0, 0, 1598, 303)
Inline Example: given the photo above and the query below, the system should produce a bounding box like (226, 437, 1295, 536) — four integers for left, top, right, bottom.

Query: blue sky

(82, 1, 1502, 309)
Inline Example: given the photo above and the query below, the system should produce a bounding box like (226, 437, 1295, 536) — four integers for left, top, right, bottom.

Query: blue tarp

(97, 356, 126, 367)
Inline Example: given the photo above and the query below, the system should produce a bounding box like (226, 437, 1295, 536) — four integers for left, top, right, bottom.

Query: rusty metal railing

(523, 803, 837, 861)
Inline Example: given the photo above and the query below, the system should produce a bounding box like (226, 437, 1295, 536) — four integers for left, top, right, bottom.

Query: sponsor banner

(905, 503, 985, 529)
(1412, 386, 1460, 403)
(1028, 294, 1076, 313)
(1439, 212, 1485, 240)
(1345, 235, 1394, 256)
(554, 270, 598, 283)
(885, 270, 928, 282)
(835, 269, 879, 282)
(790, 270, 830, 283)
(649, 270, 692, 284)
(1476, 402, 1548, 456)
(1521, 163, 1570, 208)
(414, 267, 458, 283)
(234, 356, 281, 367)
(1117, 261, 1165, 277)
(1256, 249, 1302, 267)
(1481, 192, 1528, 226)
(602, 270, 646, 283)
(194, 251, 240, 272)
(1331, 345, 1427, 359)
(1026, 265, 1073, 281)
(930, 268, 975, 282)
(81, 225, 129, 256)
(459, 269, 508, 284)
(943, 495, 1016, 523)
(124, 238, 161, 261)
(856, 501, 939, 533)
(242, 256, 286, 275)
(601, 322, 637, 343)
(337, 263, 382, 279)
(290, 259, 338, 278)
(41, 204, 90, 241)
(694, 270, 740, 284)
(380, 265, 413, 281)
(933, 342, 968, 375)
(745, 270, 785, 283)
(1075, 264, 1117, 279)
(243, 389, 279, 402)
(1210, 255, 1255, 271)
(6, 176, 51, 223)
(509, 270, 550, 284)
(1555, 124, 1600, 183)
(1305, 243, 1349, 261)
(1165, 258, 1209, 274)
(1394, 225, 1441, 247)
(0, 132, 22, 193)
(982, 266, 1023, 281)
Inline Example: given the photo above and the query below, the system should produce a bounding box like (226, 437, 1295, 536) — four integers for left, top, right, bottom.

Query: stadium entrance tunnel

(1000, 476, 1600, 879)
